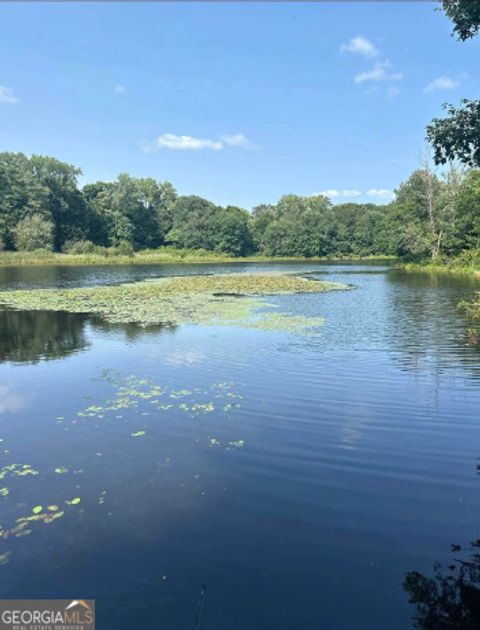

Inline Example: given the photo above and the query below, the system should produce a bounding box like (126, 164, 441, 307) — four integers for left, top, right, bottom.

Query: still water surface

(0, 262, 479, 629)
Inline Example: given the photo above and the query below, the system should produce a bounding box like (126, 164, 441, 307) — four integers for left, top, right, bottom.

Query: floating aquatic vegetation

(192, 403, 215, 413)
(0, 273, 347, 331)
(228, 440, 245, 449)
(0, 464, 39, 480)
(210, 437, 245, 450)
(244, 313, 325, 333)
(69, 372, 244, 426)
(0, 370, 249, 564)
(65, 497, 81, 506)
(0, 501, 76, 543)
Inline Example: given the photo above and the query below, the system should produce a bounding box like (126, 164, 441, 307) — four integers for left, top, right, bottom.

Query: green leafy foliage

(427, 3, 480, 168)
(427, 100, 480, 168)
(441, 0, 480, 41)
(2, 150, 480, 263)
(13, 215, 55, 252)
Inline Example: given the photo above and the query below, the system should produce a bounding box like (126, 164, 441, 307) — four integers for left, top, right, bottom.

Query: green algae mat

(0, 273, 348, 332)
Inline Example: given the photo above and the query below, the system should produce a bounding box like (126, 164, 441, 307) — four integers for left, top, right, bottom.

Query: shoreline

(399, 261, 480, 277)
(0, 249, 396, 268)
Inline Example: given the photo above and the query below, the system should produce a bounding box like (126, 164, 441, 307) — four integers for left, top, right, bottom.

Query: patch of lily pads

(72, 371, 244, 425)
(0, 273, 347, 333)
(0, 370, 248, 566)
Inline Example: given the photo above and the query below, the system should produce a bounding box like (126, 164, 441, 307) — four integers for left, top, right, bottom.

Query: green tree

(83, 176, 176, 249)
(166, 196, 219, 250)
(427, 100, 480, 168)
(388, 165, 450, 260)
(29, 155, 88, 249)
(441, 0, 480, 41)
(13, 215, 55, 251)
(213, 206, 253, 256)
(454, 170, 480, 250)
(427, 2, 480, 167)
(0, 152, 49, 249)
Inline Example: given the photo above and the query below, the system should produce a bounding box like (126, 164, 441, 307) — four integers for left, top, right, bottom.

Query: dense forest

(1, 150, 480, 261)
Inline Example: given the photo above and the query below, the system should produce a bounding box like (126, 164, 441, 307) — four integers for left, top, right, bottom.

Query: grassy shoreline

(399, 260, 480, 277)
(0, 248, 396, 267)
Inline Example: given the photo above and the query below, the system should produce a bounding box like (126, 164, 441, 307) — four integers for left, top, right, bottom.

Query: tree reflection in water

(404, 463, 480, 629)
(0, 308, 175, 364)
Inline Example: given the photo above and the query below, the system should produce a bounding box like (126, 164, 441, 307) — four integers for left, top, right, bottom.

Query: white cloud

(316, 188, 394, 201)
(318, 189, 362, 198)
(220, 133, 257, 149)
(143, 132, 257, 152)
(366, 188, 395, 198)
(341, 35, 379, 59)
(319, 189, 341, 198)
(342, 35, 403, 87)
(355, 60, 403, 84)
(0, 86, 18, 104)
(423, 75, 460, 93)
(149, 133, 223, 151)
(114, 83, 126, 95)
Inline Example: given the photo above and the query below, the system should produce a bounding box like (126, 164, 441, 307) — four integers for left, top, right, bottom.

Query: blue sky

(1, 2, 479, 209)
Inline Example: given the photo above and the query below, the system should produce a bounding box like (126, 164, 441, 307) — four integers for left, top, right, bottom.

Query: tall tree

(0, 153, 49, 249)
(29, 155, 87, 249)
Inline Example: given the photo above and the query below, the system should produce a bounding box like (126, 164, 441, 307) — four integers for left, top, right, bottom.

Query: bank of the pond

(400, 262, 480, 276)
(0, 248, 396, 267)
(0, 272, 348, 331)
(399, 253, 480, 277)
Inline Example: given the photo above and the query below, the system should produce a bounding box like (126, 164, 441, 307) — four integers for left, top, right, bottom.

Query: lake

(0, 261, 479, 629)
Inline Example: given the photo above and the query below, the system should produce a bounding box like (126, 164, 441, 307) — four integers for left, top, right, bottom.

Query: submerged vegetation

(0, 272, 346, 332)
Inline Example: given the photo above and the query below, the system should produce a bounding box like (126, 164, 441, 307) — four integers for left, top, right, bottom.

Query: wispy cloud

(114, 83, 126, 95)
(340, 35, 379, 59)
(423, 74, 463, 93)
(366, 188, 395, 198)
(220, 133, 257, 149)
(318, 189, 362, 198)
(342, 35, 403, 90)
(142, 132, 258, 152)
(317, 188, 395, 200)
(0, 86, 18, 104)
(355, 60, 403, 84)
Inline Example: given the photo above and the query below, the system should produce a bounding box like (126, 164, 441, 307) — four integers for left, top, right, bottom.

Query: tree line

(1, 150, 480, 261)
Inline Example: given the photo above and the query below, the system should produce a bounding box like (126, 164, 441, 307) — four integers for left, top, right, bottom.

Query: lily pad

(65, 497, 81, 506)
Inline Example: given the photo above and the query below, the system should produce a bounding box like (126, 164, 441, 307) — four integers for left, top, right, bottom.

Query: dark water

(0, 262, 479, 630)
